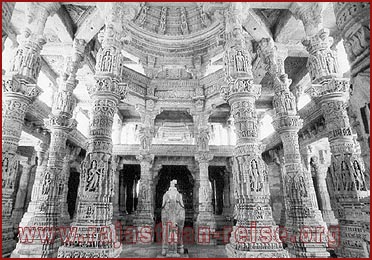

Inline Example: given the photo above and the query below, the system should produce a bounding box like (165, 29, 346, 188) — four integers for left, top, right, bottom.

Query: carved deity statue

(42, 171, 51, 195)
(161, 180, 185, 257)
(235, 51, 247, 72)
(85, 160, 101, 192)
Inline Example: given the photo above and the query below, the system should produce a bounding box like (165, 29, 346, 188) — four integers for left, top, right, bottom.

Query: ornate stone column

(292, 5, 370, 256)
(194, 151, 216, 245)
(2, 3, 60, 257)
(258, 38, 329, 257)
(13, 38, 85, 257)
(333, 3, 370, 78)
(310, 156, 338, 227)
(57, 4, 132, 256)
(134, 153, 155, 243)
(12, 155, 35, 228)
(112, 156, 122, 221)
(220, 4, 288, 257)
(333, 3, 370, 170)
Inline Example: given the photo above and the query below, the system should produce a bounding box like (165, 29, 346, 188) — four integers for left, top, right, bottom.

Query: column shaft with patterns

(2, 3, 60, 257)
(12, 155, 35, 228)
(57, 20, 128, 258)
(220, 4, 288, 258)
(193, 111, 216, 245)
(12, 39, 86, 258)
(259, 39, 329, 257)
(134, 154, 155, 243)
(133, 100, 158, 242)
(333, 3, 370, 170)
(302, 28, 370, 257)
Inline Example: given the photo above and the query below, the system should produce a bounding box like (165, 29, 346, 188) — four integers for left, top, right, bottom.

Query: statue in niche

(159, 7, 167, 34)
(180, 8, 188, 34)
(352, 160, 366, 191)
(235, 51, 246, 72)
(326, 52, 337, 74)
(42, 171, 51, 195)
(298, 176, 307, 197)
(250, 159, 259, 192)
(161, 180, 185, 257)
(197, 129, 209, 151)
(85, 160, 101, 192)
(284, 93, 293, 111)
(138, 4, 149, 27)
(2, 158, 9, 177)
(340, 161, 350, 191)
(101, 50, 112, 72)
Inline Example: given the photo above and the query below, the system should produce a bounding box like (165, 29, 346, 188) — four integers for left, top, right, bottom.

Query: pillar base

(57, 246, 122, 258)
(226, 243, 289, 258)
(194, 212, 216, 245)
(322, 210, 338, 227)
(11, 239, 61, 258)
(133, 211, 154, 245)
(2, 226, 16, 258)
(57, 223, 122, 258)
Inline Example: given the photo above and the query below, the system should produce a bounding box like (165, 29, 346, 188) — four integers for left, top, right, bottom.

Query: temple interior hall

(2, 2, 370, 258)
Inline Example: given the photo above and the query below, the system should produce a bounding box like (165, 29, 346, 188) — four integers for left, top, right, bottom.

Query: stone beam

(40, 57, 58, 88)
(51, 6, 75, 42)
(74, 7, 104, 43)
(241, 6, 273, 41)
(274, 11, 307, 44)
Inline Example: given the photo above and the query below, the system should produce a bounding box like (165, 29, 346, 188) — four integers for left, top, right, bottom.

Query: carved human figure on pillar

(85, 160, 101, 192)
(235, 51, 247, 72)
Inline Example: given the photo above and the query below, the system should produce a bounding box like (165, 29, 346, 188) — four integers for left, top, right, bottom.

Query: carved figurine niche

(84, 160, 102, 192)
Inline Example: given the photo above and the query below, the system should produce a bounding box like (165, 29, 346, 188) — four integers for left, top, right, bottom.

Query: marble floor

(120, 244, 227, 258)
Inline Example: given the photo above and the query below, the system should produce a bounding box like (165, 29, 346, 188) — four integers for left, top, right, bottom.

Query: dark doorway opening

(120, 164, 141, 214)
(67, 171, 80, 219)
(209, 166, 225, 215)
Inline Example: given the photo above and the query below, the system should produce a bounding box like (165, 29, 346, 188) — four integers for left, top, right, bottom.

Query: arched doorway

(154, 165, 194, 232)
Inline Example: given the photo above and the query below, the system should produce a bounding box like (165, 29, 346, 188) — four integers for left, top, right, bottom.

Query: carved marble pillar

(299, 145, 321, 212)
(12, 39, 85, 258)
(310, 156, 338, 227)
(134, 154, 155, 243)
(220, 5, 288, 257)
(333, 3, 370, 78)
(12, 155, 35, 229)
(258, 38, 329, 257)
(301, 26, 370, 258)
(333, 3, 370, 170)
(194, 152, 216, 245)
(113, 156, 124, 221)
(57, 7, 129, 256)
(2, 3, 60, 257)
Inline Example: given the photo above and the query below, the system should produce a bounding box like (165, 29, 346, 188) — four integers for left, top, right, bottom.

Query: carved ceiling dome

(130, 3, 216, 37)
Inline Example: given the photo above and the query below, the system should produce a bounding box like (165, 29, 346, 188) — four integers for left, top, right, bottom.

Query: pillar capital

(136, 153, 154, 166)
(257, 38, 288, 77)
(290, 2, 324, 36)
(195, 151, 213, 164)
